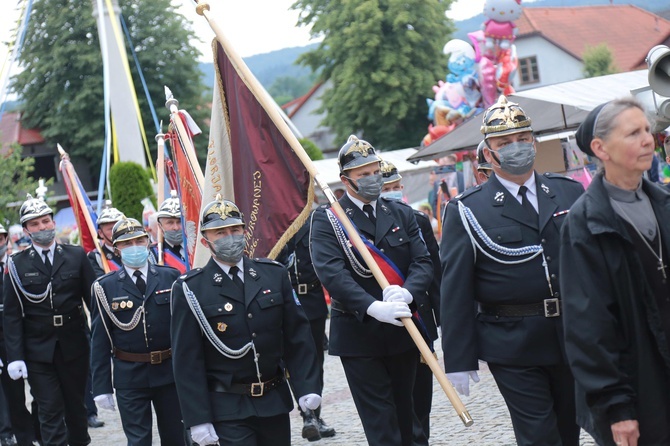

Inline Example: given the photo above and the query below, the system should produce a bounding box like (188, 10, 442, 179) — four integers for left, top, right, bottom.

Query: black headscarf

(575, 102, 611, 157)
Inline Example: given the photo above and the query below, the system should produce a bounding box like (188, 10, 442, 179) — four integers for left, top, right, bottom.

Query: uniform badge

(56, 245, 63, 254)
(262, 289, 271, 294)
(126, 301, 134, 309)
(111, 302, 119, 310)
(541, 184, 550, 194)
(224, 302, 233, 312)
(217, 322, 227, 332)
(494, 191, 505, 202)
(213, 273, 222, 283)
(249, 268, 258, 279)
(345, 207, 353, 215)
(120, 301, 127, 309)
(380, 204, 389, 213)
(106, 253, 113, 260)
(391, 226, 400, 233)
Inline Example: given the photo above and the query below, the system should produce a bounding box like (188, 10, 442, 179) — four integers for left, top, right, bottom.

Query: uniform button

(546, 256, 552, 262)
(355, 311, 359, 315)
(298, 273, 302, 276)
(252, 332, 257, 338)
(551, 274, 557, 279)
(380, 249, 384, 253)
(399, 238, 403, 242)
(554, 292, 560, 297)
(247, 313, 253, 319)
(297, 259, 301, 263)
(218, 308, 222, 312)
(541, 239, 547, 244)
(270, 298, 275, 303)
(497, 235, 502, 241)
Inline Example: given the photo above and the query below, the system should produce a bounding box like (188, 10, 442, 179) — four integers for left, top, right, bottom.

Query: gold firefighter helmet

(111, 218, 148, 245)
(337, 135, 381, 173)
(380, 159, 402, 184)
(480, 95, 533, 139)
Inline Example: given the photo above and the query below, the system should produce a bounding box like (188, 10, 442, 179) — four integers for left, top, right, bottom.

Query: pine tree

(109, 161, 154, 220)
(291, 0, 454, 149)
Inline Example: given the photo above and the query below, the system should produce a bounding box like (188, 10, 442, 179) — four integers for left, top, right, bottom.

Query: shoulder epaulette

(543, 172, 579, 182)
(254, 258, 283, 267)
(96, 270, 116, 282)
(454, 184, 482, 201)
(381, 197, 411, 208)
(178, 267, 203, 281)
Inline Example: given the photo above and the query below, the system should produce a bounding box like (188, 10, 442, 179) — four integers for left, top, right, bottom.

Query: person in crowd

(380, 159, 440, 444)
(310, 136, 432, 446)
(475, 140, 493, 184)
(88, 201, 125, 277)
(440, 96, 584, 446)
(91, 218, 185, 445)
(3, 195, 96, 446)
(277, 215, 336, 442)
(171, 197, 321, 446)
(417, 204, 439, 238)
(560, 98, 670, 446)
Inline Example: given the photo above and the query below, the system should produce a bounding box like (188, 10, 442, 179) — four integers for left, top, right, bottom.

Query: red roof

(281, 82, 323, 118)
(517, 5, 670, 71)
(0, 112, 45, 153)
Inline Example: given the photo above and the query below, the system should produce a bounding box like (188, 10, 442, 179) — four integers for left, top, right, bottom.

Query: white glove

(0, 358, 3, 375)
(298, 393, 322, 412)
(94, 394, 116, 411)
(366, 301, 411, 326)
(382, 285, 413, 304)
(190, 423, 219, 446)
(7, 361, 27, 380)
(447, 371, 480, 396)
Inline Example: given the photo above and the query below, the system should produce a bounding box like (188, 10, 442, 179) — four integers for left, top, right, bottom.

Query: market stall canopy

(408, 70, 649, 162)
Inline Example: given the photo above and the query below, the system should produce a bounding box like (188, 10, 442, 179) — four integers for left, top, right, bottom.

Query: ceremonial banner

(199, 40, 313, 263)
(167, 111, 203, 270)
(59, 157, 99, 253)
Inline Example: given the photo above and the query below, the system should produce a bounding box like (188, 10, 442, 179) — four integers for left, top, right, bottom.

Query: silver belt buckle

(53, 315, 63, 326)
(250, 382, 264, 397)
(298, 284, 307, 295)
(543, 298, 560, 317)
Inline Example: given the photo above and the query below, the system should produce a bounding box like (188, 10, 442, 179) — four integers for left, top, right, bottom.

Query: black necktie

(229, 266, 244, 292)
(42, 249, 52, 272)
(518, 186, 538, 219)
(133, 270, 146, 296)
(363, 204, 377, 225)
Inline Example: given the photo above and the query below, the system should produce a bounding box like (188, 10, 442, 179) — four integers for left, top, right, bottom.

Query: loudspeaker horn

(647, 45, 670, 97)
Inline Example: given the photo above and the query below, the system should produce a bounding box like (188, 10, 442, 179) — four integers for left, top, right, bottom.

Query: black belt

(293, 278, 321, 295)
(209, 374, 284, 397)
(25, 306, 84, 327)
(478, 298, 561, 318)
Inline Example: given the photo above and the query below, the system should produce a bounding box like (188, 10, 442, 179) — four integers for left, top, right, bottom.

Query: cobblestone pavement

(88, 321, 597, 445)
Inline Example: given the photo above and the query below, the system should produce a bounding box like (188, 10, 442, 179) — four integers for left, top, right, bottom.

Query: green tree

(11, 0, 209, 174)
(291, 0, 453, 149)
(0, 145, 41, 225)
(300, 138, 324, 160)
(582, 44, 618, 78)
(268, 74, 316, 105)
(109, 161, 154, 220)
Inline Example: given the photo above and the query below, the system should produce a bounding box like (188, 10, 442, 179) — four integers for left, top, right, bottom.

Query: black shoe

(302, 409, 321, 442)
(87, 415, 104, 428)
(317, 418, 335, 438)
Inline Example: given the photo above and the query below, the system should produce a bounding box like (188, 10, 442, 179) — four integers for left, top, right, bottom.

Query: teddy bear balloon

(482, 0, 523, 51)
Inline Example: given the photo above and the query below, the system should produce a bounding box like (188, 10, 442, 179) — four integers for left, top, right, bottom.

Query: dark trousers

(0, 338, 36, 446)
(340, 349, 418, 446)
(213, 413, 289, 446)
(27, 346, 90, 446)
(116, 383, 186, 446)
(488, 363, 580, 446)
(412, 361, 433, 444)
(290, 317, 327, 419)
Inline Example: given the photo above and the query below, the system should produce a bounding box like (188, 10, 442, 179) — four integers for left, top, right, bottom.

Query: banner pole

(155, 123, 165, 265)
(194, 1, 472, 426)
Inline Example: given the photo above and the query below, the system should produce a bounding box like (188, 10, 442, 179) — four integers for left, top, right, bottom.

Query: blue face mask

(380, 190, 403, 201)
(120, 245, 149, 268)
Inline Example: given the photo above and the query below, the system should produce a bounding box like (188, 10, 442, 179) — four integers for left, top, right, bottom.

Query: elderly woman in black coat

(560, 98, 670, 446)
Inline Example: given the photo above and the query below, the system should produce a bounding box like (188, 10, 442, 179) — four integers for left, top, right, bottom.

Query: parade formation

(2, 1, 670, 446)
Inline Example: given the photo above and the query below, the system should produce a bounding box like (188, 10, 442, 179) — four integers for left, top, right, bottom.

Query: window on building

(519, 56, 540, 85)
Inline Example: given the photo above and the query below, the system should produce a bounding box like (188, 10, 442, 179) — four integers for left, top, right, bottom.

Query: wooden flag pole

(164, 87, 205, 188)
(58, 144, 110, 274)
(194, 1, 473, 427)
(155, 123, 166, 265)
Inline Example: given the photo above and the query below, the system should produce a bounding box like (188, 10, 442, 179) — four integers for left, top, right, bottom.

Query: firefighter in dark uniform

(278, 217, 336, 442)
(152, 191, 186, 273)
(309, 136, 433, 446)
(440, 96, 584, 446)
(0, 223, 38, 446)
(90, 218, 185, 445)
(87, 201, 125, 277)
(171, 197, 321, 446)
(3, 195, 96, 446)
(379, 159, 440, 444)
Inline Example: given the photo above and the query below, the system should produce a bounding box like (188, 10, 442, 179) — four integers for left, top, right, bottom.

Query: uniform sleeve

(87, 250, 106, 278)
(90, 281, 114, 396)
(170, 279, 213, 428)
(440, 200, 479, 373)
(559, 218, 637, 423)
(2, 266, 25, 363)
(278, 267, 320, 398)
(309, 210, 376, 319)
(80, 249, 97, 312)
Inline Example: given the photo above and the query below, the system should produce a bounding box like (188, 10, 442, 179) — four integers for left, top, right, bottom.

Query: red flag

(59, 157, 98, 253)
(167, 113, 203, 270)
(202, 40, 313, 260)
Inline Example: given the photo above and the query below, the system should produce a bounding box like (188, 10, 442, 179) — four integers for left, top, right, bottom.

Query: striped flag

(196, 39, 313, 265)
(59, 157, 99, 253)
